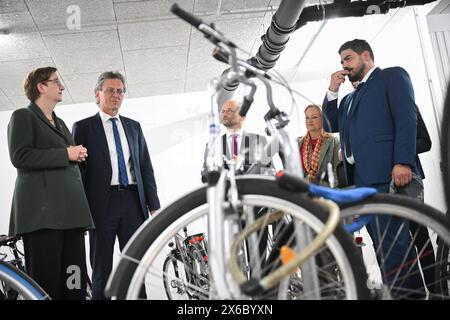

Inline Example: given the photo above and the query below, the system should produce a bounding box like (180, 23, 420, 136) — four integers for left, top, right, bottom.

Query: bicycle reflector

(187, 235, 204, 244)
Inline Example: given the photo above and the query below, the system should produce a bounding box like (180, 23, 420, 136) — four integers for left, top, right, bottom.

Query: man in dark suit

(202, 100, 270, 180)
(322, 39, 425, 298)
(72, 71, 160, 300)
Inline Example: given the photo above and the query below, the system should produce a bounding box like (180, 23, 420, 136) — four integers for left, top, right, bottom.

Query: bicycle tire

(162, 256, 175, 299)
(162, 255, 188, 300)
(435, 238, 450, 298)
(86, 277, 92, 300)
(0, 260, 50, 300)
(106, 176, 369, 300)
(441, 82, 450, 209)
(340, 192, 450, 299)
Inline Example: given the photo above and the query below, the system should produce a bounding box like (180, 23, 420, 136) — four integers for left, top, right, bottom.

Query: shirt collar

(226, 128, 244, 138)
(361, 66, 376, 84)
(99, 110, 120, 123)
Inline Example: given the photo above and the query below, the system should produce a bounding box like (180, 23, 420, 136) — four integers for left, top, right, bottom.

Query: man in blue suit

(72, 71, 160, 300)
(322, 39, 425, 298)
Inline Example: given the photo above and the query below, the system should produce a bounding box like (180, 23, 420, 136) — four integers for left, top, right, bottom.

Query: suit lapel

(94, 113, 111, 162)
(222, 134, 229, 159)
(348, 67, 381, 119)
(29, 103, 68, 142)
(241, 132, 250, 164)
(120, 115, 134, 160)
(318, 137, 331, 170)
(239, 131, 246, 157)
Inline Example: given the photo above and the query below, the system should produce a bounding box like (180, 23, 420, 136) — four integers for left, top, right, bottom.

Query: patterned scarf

(302, 132, 324, 182)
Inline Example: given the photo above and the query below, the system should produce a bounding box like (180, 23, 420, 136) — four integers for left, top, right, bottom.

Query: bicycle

(105, 4, 450, 300)
(105, 4, 374, 300)
(0, 235, 93, 300)
(162, 227, 209, 300)
(0, 235, 50, 300)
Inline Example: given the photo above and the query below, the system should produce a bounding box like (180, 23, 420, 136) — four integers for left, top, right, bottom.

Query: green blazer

(7, 103, 94, 236)
(297, 134, 341, 186)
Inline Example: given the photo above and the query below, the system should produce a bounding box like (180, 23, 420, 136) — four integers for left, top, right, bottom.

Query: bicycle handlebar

(171, 3, 236, 48)
(170, 3, 202, 28)
(239, 96, 253, 117)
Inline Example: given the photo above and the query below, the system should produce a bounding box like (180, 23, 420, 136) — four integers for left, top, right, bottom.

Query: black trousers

(89, 187, 145, 300)
(22, 228, 88, 300)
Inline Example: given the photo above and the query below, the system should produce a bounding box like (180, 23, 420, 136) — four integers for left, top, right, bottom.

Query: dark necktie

(344, 82, 365, 158)
(110, 118, 129, 186)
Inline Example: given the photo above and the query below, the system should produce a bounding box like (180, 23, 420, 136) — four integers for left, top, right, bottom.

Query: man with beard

(201, 99, 269, 180)
(322, 39, 425, 299)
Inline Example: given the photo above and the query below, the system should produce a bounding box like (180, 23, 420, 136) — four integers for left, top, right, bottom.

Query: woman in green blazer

(297, 104, 341, 186)
(7, 67, 94, 299)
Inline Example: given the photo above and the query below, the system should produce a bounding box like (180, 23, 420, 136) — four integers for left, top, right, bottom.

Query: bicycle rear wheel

(162, 255, 190, 300)
(106, 176, 369, 300)
(340, 193, 450, 299)
(0, 260, 50, 300)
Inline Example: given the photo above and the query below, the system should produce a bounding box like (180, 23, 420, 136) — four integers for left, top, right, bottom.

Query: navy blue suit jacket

(415, 108, 431, 179)
(323, 67, 417, 186)
(72, 113, 160, 224)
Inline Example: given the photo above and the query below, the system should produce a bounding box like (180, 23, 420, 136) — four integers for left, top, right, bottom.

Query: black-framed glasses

(103, 87, 125, 96)
(43, 78, 63, 87)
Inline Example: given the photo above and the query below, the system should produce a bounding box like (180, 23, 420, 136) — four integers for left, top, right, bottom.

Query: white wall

(0, 4, 447, 237)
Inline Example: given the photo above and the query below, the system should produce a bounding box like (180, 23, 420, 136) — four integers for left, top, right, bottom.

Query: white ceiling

(0, 0, 436, 111)
(0, 0, 296, 111)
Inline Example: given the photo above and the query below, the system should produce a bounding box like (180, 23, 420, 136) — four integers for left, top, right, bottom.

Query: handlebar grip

(170, 3, 202, 28)
(239, 97, 253, 117)
(275, 170, 310, 193)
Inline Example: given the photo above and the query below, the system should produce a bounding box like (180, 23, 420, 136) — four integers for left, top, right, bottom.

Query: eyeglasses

(305, 115, 320, 120)
(220, 109, 238, 114)
(103, 87, 125, 96)
(43, 78, 63, 87)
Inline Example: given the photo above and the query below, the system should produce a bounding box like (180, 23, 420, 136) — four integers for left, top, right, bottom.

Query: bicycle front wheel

(106, 176, 369, 300)
(0, 260, 50, 300)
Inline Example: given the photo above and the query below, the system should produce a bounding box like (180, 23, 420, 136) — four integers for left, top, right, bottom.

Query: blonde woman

(297, 104, 340, 185)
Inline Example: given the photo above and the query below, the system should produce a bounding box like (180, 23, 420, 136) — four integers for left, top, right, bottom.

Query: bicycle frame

(202, 36, 323, 298)
(165, 228, 210, 299)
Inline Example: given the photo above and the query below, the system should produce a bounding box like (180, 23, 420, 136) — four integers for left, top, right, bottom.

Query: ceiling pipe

(216, 0, 437, 106)
(295, 0, 437, 29)
(216, 0, 307, 106)
(251, 0, 308, 70)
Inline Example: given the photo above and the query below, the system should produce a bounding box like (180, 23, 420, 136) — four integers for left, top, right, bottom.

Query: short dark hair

(338, 39, 374, 62)
(94, 71, 126, 104)
(23, 67, 57, 102)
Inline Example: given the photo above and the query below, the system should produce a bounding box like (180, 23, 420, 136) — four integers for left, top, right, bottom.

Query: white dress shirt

(99, 110, 136, 185)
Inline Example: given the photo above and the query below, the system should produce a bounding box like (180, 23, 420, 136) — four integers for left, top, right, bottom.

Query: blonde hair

(304, 104, 322, 114)
(304, 104, 332, 138)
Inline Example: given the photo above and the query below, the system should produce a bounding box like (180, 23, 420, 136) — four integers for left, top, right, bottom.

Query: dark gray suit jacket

(8, 103, 94, 235)
(202, 131, 269, 180)
(297, 134, 340, 185)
